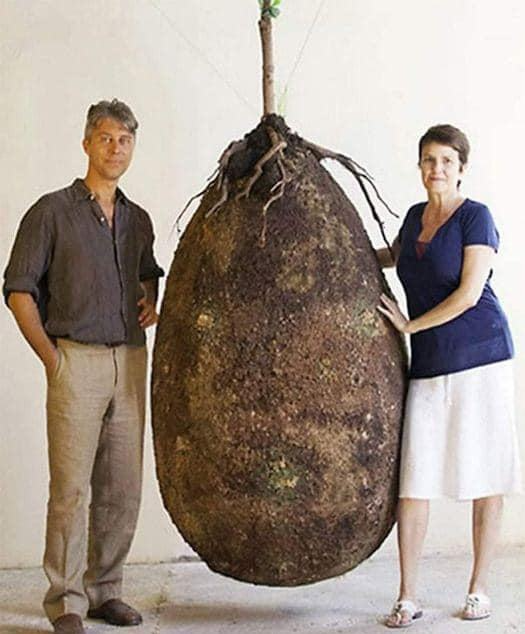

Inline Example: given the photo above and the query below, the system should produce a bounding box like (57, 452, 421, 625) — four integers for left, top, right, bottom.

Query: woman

(376, 124, 521, 627)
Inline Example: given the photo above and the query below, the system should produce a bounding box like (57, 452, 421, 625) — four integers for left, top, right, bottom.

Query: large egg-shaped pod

(152, 116, 407, 586)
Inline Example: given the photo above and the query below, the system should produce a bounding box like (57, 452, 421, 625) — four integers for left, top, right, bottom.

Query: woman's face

(419, 142, 464, 196)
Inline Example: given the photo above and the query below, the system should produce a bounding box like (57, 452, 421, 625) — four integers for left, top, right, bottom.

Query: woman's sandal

(461, 593, 491, 620)
(385, 600, 423, 628)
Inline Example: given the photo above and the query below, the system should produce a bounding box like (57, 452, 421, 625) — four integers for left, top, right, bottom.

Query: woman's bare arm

(375, 237, 401, 269)
(378, 245, 495, 333)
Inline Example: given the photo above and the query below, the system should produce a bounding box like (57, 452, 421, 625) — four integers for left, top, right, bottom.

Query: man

(3, 99, 164, 634)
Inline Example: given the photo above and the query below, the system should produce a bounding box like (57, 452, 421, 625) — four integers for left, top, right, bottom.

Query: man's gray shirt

(3, 178, 164, 346)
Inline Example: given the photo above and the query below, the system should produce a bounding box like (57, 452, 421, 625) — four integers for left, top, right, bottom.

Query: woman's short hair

(84, 99, 138, 139)
(418, 124, 470, 166)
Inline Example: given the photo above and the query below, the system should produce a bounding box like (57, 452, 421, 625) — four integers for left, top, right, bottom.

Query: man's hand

(7, 291, 62, 375)
(137, 297, 159, 329)
(42, 346, 60, 376)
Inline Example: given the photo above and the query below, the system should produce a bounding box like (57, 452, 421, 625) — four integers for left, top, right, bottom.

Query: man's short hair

(84, 99, 139, 139)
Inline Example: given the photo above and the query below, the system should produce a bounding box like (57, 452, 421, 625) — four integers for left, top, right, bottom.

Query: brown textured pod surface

(152, 116, 407, 586)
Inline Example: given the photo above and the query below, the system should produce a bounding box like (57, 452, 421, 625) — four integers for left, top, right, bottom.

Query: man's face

(82, 117, 135, 182)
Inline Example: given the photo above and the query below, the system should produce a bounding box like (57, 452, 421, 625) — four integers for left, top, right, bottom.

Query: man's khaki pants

(43, 338, 147, 623)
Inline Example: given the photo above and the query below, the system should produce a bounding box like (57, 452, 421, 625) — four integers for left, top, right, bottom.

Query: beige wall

(1, 0, 524, 569)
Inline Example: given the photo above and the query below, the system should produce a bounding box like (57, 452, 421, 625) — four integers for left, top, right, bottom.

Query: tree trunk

(259, 0, 275, 116)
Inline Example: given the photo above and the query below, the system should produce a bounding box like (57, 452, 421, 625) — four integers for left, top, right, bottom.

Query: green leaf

(259, 0, 282, 18)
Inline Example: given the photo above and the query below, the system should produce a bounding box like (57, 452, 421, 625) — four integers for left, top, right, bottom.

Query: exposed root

(181, 127, 289, 226)
(206, 127, 290, 235)
(175, 124, 394, 258)
(208, 139, 250, 216)
(175, 184, 210, 233)
(216, 139, 248, 188)
(176, 138, 249, 229)
(206, 166, 220, 183)
(236, 127, 287, 201)
(205, 174, 230, 218)
(304, 141, 395, 213)
(303, 140, 397, 255)
(259, 153, 289, 247)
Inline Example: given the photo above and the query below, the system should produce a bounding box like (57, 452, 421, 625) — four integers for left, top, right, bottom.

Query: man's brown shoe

(52, 614, 85, 634)
(87, 599, 142, 626)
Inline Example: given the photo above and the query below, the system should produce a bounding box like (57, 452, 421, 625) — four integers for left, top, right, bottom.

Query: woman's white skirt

(399, 359, 522, 500)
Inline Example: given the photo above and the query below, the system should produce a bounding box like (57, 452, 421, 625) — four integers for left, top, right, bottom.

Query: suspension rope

(147, 0, 259, 116)
(283, 0, 327, 94)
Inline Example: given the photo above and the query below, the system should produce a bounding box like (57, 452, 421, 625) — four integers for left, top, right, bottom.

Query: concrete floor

(0, 550, 523, 634)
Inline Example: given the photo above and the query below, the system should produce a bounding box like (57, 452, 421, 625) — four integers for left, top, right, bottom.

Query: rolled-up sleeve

(461, 204, 500, 251)
(3, 198, 54, 305)
(138, 212, 164, 282)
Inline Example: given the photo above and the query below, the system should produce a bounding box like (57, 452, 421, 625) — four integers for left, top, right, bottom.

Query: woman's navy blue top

(396, 198, 514, 379)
